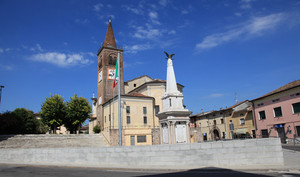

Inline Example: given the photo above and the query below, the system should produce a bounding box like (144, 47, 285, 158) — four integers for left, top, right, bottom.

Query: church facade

(89, 20, 190, 146)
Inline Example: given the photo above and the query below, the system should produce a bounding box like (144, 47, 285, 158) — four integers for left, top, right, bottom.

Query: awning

(236, 128, 248, 135)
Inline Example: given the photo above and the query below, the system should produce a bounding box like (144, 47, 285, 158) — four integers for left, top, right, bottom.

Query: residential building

(190, 109, 229, 142)
(224, 100, 255, 139)
(251, 79, 300, 143)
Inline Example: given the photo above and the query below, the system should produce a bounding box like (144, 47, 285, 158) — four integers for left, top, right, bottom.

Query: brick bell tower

(97, 19, 124, 131)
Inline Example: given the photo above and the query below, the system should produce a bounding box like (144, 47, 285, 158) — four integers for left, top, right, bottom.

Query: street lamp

(0, 85, 4, 106)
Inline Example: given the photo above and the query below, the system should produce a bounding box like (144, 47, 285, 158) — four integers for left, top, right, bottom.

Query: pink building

(252, 80, 300, 143)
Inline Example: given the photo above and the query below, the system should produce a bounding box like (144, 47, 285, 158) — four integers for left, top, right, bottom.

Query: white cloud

(235, 12, 242, 17)
(29, 43, 43, 52)
(122, 5, 143, 15)
(0, 64, 13, 70)
(196, 13, 285, 50)
(239, 0, 254, 9)
(0, 48, 11, 53)
(93, 3, 103, 12)
(133, 25, 161, 39)
(124, 43, 152, 54)
(181, 10, 189, 14)
(149, 11, 160, 25)
(168, 30, 176, 35)
(207, 93, 225, 98)
(159, 0, 169, 6)
(30, 52, 93, 67)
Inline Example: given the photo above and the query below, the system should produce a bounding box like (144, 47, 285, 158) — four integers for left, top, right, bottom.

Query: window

(155, 105, 160, 115)
(169, 98, 172, 107)
(143, 116, 147, 124)
(213, 120, 216, 125)
(259, 111, 266, 120)
(258, 103, 264, 107)
(296, 126, 300, 137)
(228, 112, 232, 116)
(274, 107, 282, 117)
(272, 99, 280, 102)
(109, 56, 117, 65)
(137, 135, 146, 143)
(240, 118, 245, 125)
(143, 107, 147, 114)
(261, 129, 269, 138)
(126, 106, 130, 114)
(127, 116, 130, 124)
(109, 114, 111, 122)
(206, 121, 209, 126)
(252, 130, 256, 138)
(222, 132, 225, 139)
(292, 102, 300, 114)
(98, 96, 102, 105)
(98, 71, 102, 82)
(221, 119, 224, 124)
(134, 84, 136, 87)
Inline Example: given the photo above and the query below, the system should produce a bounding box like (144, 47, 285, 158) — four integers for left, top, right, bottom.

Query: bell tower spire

(103, 19, 117, 48)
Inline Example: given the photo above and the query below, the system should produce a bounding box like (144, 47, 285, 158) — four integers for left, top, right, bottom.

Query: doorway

(213, 129, 220, 140)
(130, 136, 135, 146)
(277, 127, 286, 143)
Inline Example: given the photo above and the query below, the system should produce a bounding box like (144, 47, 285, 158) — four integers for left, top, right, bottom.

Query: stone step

(0, 134, 108, 148)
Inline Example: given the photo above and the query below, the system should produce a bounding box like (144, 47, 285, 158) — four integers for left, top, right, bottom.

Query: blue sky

(0, 0, 300, 115)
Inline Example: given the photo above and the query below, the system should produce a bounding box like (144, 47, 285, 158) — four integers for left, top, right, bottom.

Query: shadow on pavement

(137, 167, 299, 177)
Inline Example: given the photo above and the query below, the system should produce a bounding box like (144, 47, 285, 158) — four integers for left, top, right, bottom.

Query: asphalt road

(0, 164, 299, 177)
(282, 144, 300, 152)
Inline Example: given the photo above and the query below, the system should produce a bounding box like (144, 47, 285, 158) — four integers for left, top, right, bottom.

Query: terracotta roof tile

(252, 79, 300, 101)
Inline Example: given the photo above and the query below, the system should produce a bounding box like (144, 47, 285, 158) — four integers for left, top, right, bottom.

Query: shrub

(93, 125, 100, 133)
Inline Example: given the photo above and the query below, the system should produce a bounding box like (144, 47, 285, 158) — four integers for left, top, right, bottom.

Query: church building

(89, 20, 190, 146)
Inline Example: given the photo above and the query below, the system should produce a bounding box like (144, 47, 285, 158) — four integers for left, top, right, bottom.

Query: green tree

(40, 94, 66, 134)
(65, 94, 91, 134)
(0, 111, 24, 134)
(13, 108, 36, 134)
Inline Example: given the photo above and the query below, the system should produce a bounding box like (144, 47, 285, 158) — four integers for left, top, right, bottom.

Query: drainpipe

(251, 101, 258, 137)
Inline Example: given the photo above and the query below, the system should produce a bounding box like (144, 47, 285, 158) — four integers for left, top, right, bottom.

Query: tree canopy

(40, 94, 66, 133)
(0, 108, 48, 134)
(65, 94, 91, 134)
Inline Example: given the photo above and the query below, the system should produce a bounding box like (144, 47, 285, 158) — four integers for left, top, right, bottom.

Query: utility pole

(0, 85, 4, 106)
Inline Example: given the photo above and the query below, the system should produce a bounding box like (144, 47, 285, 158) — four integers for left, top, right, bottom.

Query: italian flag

(112, 59, 118, 88)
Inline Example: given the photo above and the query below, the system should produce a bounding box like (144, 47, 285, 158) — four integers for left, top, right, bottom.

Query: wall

(0, 138, 284, 169)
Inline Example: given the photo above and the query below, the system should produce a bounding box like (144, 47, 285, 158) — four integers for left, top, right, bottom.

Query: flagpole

(112, 87, 114, 129)
(117, 52, 122, 146)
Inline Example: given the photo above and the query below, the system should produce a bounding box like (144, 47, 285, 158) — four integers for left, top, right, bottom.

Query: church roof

(123, 92, 153, 98)
(102, 92, 154, 106)
(128, 78, 184, 94)
(103, 20, 117, 48)
(252, 79, 300, 101)
(124, 75, 153, 84)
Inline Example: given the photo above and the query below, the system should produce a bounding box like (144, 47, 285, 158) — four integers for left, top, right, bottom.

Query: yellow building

(190, 110, 229, 141)
(224, 100, 255, 139)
